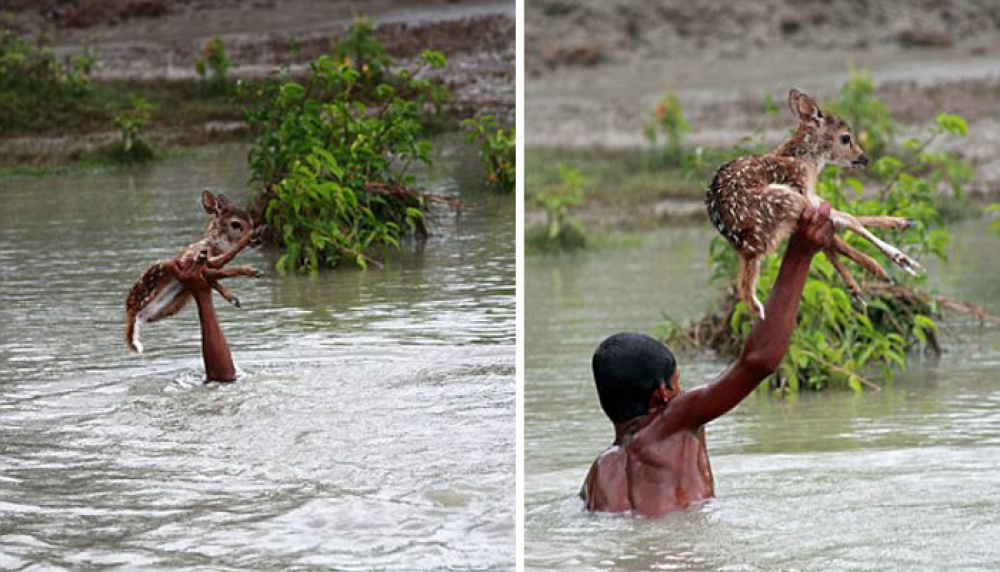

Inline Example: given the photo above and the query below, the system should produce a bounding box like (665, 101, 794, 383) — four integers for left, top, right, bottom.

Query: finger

(823, 217, 835, 234)
(799, 205, 816, 228)
(818, 201, 832, 217)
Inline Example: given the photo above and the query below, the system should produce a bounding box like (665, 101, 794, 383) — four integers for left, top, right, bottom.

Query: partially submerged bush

(462, 114, 515, 192)
(527, 165, 588, 252)
(659, 109, 985, 393)
(244, 20, 451, 271)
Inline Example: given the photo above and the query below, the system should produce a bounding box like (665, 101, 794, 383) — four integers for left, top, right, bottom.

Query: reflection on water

(526, 223, 1000, 572)
(0, 139, 514, 571)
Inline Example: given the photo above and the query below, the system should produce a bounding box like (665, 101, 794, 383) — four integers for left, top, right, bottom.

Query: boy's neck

(613, 418, 640, 444)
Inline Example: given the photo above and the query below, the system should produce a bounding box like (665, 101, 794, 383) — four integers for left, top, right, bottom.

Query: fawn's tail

(125, 312, 144, 354)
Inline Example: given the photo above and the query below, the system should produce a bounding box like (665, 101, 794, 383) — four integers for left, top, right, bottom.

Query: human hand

(790, 202, 835, 255)
(168, 250, 212, 296)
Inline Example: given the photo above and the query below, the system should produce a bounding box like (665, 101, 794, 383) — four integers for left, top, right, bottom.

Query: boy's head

(592, 333, 678, 424)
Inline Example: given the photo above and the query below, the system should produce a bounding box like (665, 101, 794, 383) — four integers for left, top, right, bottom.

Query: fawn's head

(784, 89, 868, 169)
(201, 190, 253, 252)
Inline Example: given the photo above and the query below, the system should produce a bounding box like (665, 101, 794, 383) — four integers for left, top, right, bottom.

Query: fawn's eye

(230, 221, 243, 231)
(840, 134, 851, 145)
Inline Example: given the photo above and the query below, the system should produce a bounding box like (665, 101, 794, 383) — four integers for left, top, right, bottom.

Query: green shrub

(333, 17, 390, 81)
(643, 91, 689, 165)
(104, 94, 155, 162)
(0, 31, 91, 95)
(195, 36, 232, 93)
(527, 165, 588, 252)
(462, 114, 515, 192)
(244, 21, 450, 272)
(659, 111, 973, 393)
(0, 31, 104, 134)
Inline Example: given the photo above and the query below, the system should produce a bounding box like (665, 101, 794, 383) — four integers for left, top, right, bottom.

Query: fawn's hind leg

(210, 280, 242, 308)
(829, 210, 922, 275)
(208, 230, 257, 269)
(737, 254, 765, 321)
(832, 236, 890, 281)
(824, 248, 866, 307)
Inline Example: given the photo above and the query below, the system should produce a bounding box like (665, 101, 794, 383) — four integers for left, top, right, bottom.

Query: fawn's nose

(854, 154, 869, 168)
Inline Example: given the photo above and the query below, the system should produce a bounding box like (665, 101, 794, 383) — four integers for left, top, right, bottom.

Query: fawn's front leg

(829, 210, 922, 275)
(204, 265, 263, 280)
(824, 248, 865, 307)
(208, 226, 262, 269)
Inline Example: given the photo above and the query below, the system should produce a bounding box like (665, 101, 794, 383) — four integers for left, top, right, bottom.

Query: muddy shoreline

(1, 1, 514, 167)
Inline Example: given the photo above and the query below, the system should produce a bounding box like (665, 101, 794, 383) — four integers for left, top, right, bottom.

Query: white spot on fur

(132, 319, 144, 354)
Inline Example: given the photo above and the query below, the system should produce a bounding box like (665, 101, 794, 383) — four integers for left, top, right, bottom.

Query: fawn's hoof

(230, 297, 242, 309)
(904, 219, 917, 229)
(893, 252, 923, 276)
(249, 267, 264, 278)
(251, 225, 268, 247)
(850, 291, 868, 309)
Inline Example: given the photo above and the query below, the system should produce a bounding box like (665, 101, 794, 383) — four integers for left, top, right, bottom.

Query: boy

(582, 203, 835, 517)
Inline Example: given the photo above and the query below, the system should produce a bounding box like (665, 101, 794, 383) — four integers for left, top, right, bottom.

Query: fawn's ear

(202, 190, 218, 214)
(788, 89, 823, 126)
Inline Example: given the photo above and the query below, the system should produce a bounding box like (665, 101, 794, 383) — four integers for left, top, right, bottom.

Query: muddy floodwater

(526, 224, 1000, 572)
(0, 140, 514, 570)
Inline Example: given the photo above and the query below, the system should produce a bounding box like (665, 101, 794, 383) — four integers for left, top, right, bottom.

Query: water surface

(0, 140, 514, 571)
(526, 223, 1000, 572)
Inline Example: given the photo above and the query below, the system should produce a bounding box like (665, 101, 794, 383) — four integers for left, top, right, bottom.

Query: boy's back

(584, 418, 714, 516)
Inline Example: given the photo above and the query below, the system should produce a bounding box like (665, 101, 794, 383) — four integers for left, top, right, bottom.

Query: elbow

(740, 349, 781, 379)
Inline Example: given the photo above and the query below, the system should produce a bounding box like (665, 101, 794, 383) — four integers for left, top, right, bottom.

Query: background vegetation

(463, 114, 515, 192)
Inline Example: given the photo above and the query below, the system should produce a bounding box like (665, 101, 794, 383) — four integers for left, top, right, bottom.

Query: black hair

(592, 332, 676, 424)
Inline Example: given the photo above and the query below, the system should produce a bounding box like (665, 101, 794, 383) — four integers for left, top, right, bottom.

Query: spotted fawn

(125, 190, 262, 353)
(706, 89, 922, 320)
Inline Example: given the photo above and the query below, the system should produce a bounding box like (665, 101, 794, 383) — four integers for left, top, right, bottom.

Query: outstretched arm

(671, 203, 835, 427)
(191, 288, 236, 382)
(166, 255, 237, 382)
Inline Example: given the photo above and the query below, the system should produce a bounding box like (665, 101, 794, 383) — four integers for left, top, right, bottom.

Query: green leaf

(421, 50, 446, 69)
(935, 113, 968, 136)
